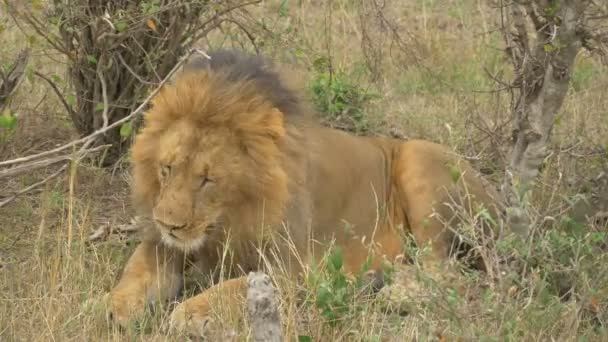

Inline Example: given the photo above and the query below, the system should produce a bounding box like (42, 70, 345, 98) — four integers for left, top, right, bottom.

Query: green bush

(308, 58, 377, 133)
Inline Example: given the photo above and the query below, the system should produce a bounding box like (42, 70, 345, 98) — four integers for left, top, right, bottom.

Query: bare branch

(116, 54, 157, 86)
(0, 49, 195, 169)
(33, 71, 78, 125)
(96, 67, 109, 129)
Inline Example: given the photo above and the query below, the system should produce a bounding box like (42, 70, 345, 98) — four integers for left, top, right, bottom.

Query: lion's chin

(160, 231, 207, 253)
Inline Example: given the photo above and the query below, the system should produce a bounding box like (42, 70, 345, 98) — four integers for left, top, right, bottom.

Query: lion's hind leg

(393, 140, 463, 271)
(381, 139, 500, 313)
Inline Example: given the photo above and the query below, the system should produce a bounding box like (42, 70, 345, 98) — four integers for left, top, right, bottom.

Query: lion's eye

(160, 165, 171, 179)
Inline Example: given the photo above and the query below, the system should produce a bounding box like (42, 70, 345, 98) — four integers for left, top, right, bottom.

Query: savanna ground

(1, 0, 607, 341)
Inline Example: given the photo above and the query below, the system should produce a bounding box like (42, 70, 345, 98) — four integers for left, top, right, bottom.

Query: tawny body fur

(108, 50, 503, 335)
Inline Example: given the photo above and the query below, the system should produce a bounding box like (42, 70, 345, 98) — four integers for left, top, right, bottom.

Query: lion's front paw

(169, 298, 213, 338)
(107, 289, 147, 326)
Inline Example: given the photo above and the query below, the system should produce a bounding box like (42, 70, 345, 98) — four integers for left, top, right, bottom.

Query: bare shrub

(5, 0, 260, 165)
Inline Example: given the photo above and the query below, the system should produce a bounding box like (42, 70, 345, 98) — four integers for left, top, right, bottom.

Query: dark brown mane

(182, 49, 305, 120)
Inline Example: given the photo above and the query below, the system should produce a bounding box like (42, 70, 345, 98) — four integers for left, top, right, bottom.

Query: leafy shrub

(304, 246, 388, 327)
(308, 58, 378, 133)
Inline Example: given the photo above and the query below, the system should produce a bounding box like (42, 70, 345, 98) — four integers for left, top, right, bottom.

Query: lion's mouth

(158, 223, 219, 252)
(158, 222, 218, 242)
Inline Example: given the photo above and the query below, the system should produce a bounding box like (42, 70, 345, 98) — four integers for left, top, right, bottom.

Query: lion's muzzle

(154, 218, 187, 231)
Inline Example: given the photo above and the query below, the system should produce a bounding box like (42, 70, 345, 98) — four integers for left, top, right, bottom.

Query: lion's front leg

(109, 241, 184, 325)
(169, 276, 247, 338)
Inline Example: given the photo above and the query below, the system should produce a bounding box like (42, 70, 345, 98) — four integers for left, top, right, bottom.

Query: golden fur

(108, 50, 504, 335)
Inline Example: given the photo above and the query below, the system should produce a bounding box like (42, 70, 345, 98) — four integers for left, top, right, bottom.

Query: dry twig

(0, 48, 29, 111)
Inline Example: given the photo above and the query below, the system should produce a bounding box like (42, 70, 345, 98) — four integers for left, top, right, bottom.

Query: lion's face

(148, 120, 250, 250)
(130, 73, 291, 252)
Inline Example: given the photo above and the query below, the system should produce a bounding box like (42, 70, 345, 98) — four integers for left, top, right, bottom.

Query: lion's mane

(130, 50, 311, 245)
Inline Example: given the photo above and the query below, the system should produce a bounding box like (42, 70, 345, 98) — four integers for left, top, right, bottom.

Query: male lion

(109, 50, 504, 335)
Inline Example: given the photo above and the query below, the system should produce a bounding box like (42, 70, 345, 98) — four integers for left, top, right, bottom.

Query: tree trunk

(501, 0, 588, 236)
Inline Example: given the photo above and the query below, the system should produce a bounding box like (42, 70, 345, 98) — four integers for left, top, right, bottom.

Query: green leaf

(278, 0, 289, 17)
(543, 44, 555, 52)
(554, 117, 561, 125)
(95, 102, 105, 112)
(359, 254, 372, 274)
(298, 336, 313, 342)
(448, 164, 462, 183)
(51, 74, 63, 84)
(27, 35, 37, 46)
(66, 94, 76, 106)
(0, 111, 17, 130)
(478, 207, 497, 227)
(315, 285, 331, 307)
(25, 66, 34, 83)
(115, 21, 128, 32)
(87, 55, 98, 65)
(327, 247, 343, 272)
(120, 121, 133, 141)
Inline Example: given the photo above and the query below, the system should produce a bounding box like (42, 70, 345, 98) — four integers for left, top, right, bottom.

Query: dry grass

(1, 0, 607, 341)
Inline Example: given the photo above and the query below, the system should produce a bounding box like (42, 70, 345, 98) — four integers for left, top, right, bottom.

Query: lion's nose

(154, 219, 187, 231)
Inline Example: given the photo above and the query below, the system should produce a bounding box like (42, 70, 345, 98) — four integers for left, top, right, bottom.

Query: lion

(108, 49, 505, 336)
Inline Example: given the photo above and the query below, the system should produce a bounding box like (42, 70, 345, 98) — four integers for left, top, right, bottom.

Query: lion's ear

(237, 108, 286, 155)
(262, 108, 286, 140)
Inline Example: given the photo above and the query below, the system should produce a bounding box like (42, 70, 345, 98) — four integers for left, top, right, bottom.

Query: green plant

(305, 246, 381, 327)
(308, 59, 377, 133)
(570, 59, 597, 92)
(0, 109, 17, 141)
(307, 246, 355, 326)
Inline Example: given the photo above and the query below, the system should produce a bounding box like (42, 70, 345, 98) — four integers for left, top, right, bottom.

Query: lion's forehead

(157, 120, 245, 175)
(157, 120, 196, 163)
